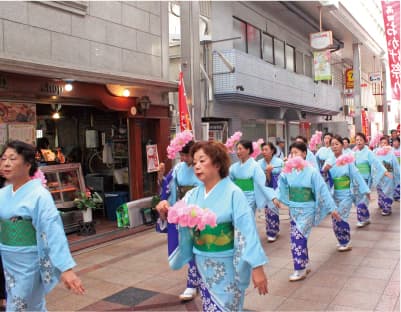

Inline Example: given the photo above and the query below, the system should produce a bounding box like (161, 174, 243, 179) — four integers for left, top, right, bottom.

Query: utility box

(126, 197, 153, 228)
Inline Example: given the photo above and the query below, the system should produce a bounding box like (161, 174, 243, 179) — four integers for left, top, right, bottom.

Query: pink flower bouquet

(335, 154, 355, 166)
(225, 131, 242, 154)
(376, 146, 392, 156)
(394, 150, 400, 157)
(167, 130, 194, 159)
(31, 168, 47, 187)
(251, 138, 264, 158)
(309, 131, 322, 152)
(167, 200, 217, 231)
(282, 156, 310, 173)
(369, 132, 383, 148)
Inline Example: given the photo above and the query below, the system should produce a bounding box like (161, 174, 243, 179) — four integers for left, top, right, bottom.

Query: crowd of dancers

(156, 130, 400, 312)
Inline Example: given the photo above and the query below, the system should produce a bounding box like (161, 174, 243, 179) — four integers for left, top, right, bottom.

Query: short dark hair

(190, 141, 230, 178)
(355, 132, 367, 143)
(324, 132, 333, 138)
(332, 135, 343, 145)
(391, 129, 397, 134)
(5, 140, 38, 176)
(289, 142, 307, 154)
(343, 137, 350, 144)
(181, 140, 195, 154)
(237, 140, 254, 155)
(295, 135, 308, 144)
(380, 135, 390, 144)
(261, 142, 277, 155)
(393, 137, 400, 143)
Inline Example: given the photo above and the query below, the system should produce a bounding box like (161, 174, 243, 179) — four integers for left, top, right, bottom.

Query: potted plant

(74, 189, 103, 223)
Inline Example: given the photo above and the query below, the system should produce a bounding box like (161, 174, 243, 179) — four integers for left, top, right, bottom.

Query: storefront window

(304, 54, 313, 78)
(274, 38, 285, 68)
(296, 50, 304, 74)
(285, 44, 295, 72)
(262, 33, 274, 63)
(247, 24, 261, 58)
(233, 18, 246, 53)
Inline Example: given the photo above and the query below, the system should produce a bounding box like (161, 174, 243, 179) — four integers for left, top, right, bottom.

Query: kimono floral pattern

(378, 187, 393, 214)
(265, 208, 279, 238)
(290, 221, 308, 270)
(12, 296, 28, 312)
(39, 232, 56, 285)
(332, 217, 350, 245)
(204, 259, 226, 288)
(4, 270, 16, 292)
(196, 271, 221, 312)
(187, 260, 199, 288)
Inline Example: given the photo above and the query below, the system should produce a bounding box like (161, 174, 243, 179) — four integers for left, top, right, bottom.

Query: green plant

(74, 190, 103, 210)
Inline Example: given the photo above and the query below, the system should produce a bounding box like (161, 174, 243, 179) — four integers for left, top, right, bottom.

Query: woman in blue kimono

(229, 140, 279, 213)
(375, 136, 400, 216)
(315, 132, 334, 170)
(392, 137, 400, 201)
(157, 141, 268, 311)
(323, 135, 370, 251)
(167, 141, 203, 301)
(257, 142, 283, 242)
(0, 141, 84, 311)
(342, 137, 352, 154)
(295, 136, 319, 169)
(354, 132, 388, 226)
(278, 142, 337, 282)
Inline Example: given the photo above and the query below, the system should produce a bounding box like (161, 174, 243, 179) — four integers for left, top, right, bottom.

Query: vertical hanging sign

(381, 1, 400, 100)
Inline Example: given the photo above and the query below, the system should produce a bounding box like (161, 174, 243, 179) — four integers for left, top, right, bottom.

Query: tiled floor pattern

(47, 192, 399, 311)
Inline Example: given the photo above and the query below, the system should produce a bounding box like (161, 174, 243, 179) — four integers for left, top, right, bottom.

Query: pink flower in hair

(31, 168, 47, 187)
(336, 154, 355, 166)
(251, 138, 264, 158)
(282, 156, 310, 173)
(167, 130, 194, 159)
(225, 131, 242, 154)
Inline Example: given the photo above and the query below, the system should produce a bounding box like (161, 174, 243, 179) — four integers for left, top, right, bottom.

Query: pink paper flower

(336, 154, 355, 166)
(309, 131, 322, 152)
(225, 131, 242, 154)
(282, 156, 310, 173)
(369, 132, 383, 148)
(251, 138, 264, 158)
(167, 200, 217, 230)
(167, 130, 194, 159)
(31, 168, 47, 187)
(376, 146, 392, 156)
(394, 150, 400, 157)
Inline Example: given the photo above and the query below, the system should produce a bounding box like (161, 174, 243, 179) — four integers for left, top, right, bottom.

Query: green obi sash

(234, 178, 254, 191)
(333, 176, 351, 190)
(397, 157, 400, 164)
(383, 161, 393, 172)
(193, 222, 234, 252)
(0, 218, 37, 246)
(289, 187, 314, 202)
(178, 185, 195, 199)
(356, 162, 371, 175)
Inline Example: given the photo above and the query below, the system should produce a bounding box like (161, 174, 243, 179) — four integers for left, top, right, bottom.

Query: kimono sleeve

(367, 150, 387, 187)
(391, 154, 400, 186)
(349, 163, 370, 195)
(34, 190, 76, 274)
(253, 164, 277, 209)
(168, 166, 179, 205)
(232, 189, 267, 287)
(278, 173, 290, 206)
(312, 170, 336, 226)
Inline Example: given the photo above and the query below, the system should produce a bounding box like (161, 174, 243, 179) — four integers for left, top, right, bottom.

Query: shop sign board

(369, 72, 382, 83)
(146, 144, 160, 173)
(310, 31, 333, 50)
(313, 50, 332, 81)
(345, 69, 354, 89)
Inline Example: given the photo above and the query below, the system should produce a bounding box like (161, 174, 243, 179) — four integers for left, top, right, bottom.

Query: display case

(40, 163, 86, 233)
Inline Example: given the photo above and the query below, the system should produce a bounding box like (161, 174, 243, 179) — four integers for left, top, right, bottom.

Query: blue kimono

(278, 165, 336, 270)
(375, 150, 400, 214)
(306, 149, 319, 169)
(167, 162, 202, 289)
(393, 147, 400, 201)
(315, 146, 334, 170)
(328, 157, 370, 246)
(354, 146, 387, 221)
(169, 177, 267, 311)
(229, 158, 277, 212)
(258, 156, 283, 239)
(0, 179, 76, 311)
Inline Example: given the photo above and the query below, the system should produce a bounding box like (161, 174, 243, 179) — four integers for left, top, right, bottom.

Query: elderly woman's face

(0, 148, 30, 181)
(193, 148, 219, 183)
(236, 144, 250, 161)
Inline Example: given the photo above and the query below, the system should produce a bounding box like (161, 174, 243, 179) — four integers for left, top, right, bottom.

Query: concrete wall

(0, 1, 167, 79)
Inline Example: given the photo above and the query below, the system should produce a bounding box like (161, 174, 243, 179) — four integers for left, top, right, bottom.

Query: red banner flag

(382, 1, 400, 100)
(178, 71, 192, 131)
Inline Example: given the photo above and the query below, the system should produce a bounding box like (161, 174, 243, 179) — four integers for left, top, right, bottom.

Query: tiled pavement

(47, 193, 400, 311)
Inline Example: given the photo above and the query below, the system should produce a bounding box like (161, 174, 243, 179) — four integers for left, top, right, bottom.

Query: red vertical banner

(382, 1, 400, 100)
(178, 71, 192, 131)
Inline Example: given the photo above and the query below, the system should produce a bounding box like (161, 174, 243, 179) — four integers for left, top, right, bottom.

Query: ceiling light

(65, 82, 73, 92)
(123, 89, 130, 97)
(52, 112, 60, 119)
